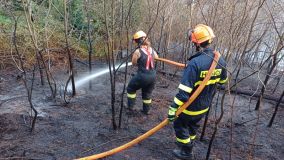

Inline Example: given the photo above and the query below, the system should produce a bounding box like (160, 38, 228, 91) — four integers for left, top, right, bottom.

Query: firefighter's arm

(219, 65, 228, 84)
(168, 62, 198, 121)
(131, 49, 140, 65)
(153, 50, 159, 59)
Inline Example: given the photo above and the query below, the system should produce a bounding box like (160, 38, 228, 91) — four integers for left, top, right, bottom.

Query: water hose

(77, 52, 220, 160)
(155, 57, 186, 68)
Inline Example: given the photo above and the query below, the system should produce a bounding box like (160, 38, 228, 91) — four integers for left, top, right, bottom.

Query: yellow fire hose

(155, 57, 186, 68)
(77, 52, 220, 160)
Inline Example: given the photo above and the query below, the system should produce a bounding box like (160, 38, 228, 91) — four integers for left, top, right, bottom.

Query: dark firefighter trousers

(127, 71, 156, 114)
(174, 113, 205, 145)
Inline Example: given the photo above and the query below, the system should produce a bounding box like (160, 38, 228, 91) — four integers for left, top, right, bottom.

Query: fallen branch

(0, 95, 27, 107)
(234, 118, 258, 126)
(244, 142, 263, 147)
(218, 86, 284, 104)
(0, 157, 31, 160)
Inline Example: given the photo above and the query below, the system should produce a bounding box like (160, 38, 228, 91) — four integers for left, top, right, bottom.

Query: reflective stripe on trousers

(176, 137, 191, 144)
(182, 107, 209, 116)
(127, 93, 136, 98)
(143, 99, 152, 104)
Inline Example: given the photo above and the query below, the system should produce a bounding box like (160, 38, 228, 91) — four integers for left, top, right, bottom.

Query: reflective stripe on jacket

(171, 48, 227, 115)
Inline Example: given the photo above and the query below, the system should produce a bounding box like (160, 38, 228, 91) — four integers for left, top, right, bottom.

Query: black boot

(173, 143, 193, 160)
(127, 98, 136, 114)
(141, 103, 150, 115)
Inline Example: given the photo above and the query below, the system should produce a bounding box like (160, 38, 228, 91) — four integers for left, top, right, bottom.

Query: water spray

(67, 62, 133, 90)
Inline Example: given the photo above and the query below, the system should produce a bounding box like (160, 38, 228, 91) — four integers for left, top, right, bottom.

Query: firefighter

(127, 31, 158, 115)
(167, 24, 228, 159)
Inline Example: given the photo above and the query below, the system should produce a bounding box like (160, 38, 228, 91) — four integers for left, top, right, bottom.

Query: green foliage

(129, 0, 144, 29)
(0, 0, 158, 61)
(69, 0, 85, 30)
(12, 0, 24, 11)
(49, 0, 64, 20)
(0, 13, 11, 25)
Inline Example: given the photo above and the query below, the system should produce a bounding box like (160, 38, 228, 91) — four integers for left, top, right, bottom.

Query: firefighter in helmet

(168, 24, 228, 159)
(127, 31, 159, 115)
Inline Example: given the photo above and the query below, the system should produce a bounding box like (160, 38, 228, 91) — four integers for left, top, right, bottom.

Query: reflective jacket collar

(188, 47, 213, 61)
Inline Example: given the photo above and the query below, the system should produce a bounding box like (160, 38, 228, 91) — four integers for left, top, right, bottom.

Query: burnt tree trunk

(12, 17, 38, 132)
(206, 92, 226, 160)
(86, 0, 93, 89)
(272, 73, 283, 94)
(268, 90, 284, 127)
(200, 88, 219, 141)
(64, 0, 76, 96)
(255, 51, 281, 110)
(118, 0, 127, 128)
(35, 53, 44, 85)
(104, 0, 117, 130)
(37, 50, 57, 98)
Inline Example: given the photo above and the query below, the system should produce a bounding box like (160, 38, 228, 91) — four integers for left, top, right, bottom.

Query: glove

(168, 106, 177, 122)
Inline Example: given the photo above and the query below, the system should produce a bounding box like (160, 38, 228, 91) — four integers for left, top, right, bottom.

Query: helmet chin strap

(194, 43, 201, 52)
(136, 38, 144, 46)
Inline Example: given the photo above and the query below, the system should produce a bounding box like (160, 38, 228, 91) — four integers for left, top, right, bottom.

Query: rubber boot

(141, 103, 150, 115)
(173, 143, 193, 160)
(127, 97, 136, 113)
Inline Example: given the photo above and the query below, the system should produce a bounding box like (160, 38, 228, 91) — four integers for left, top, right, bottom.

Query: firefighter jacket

(170, 48, 228, 116)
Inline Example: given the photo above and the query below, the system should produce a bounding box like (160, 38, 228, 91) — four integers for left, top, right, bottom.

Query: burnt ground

(0, 61, 283, 160)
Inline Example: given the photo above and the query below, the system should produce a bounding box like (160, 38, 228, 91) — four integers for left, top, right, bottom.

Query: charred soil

(0, 62, 283, 160)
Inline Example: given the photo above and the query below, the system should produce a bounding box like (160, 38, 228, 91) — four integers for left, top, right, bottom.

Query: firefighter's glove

(168, 106, 177, 122)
